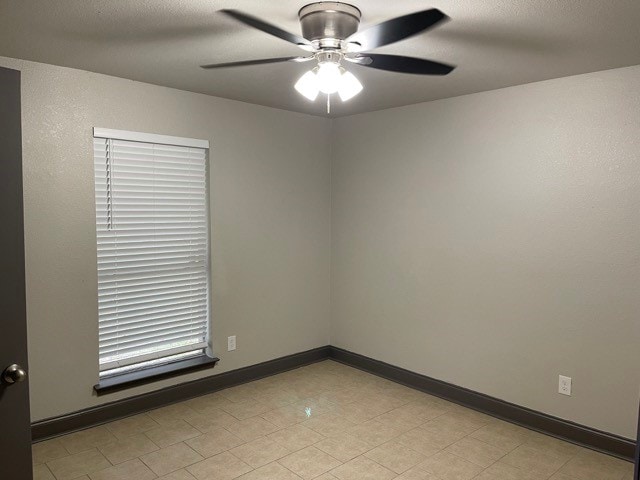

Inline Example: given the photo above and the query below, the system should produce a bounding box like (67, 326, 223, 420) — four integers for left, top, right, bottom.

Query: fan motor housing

(299, 2, 361, 42)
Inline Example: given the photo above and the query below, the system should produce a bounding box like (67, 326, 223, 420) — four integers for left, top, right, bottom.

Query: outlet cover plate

(559, 375, 572, 396)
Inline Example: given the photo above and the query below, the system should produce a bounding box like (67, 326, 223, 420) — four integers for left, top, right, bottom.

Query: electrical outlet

(558, 375, 572, 396)
(227, 335, 236, 351)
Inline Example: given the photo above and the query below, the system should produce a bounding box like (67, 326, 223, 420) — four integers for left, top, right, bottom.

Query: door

(0, 66, 32, 479)
(635, 402, 639, 480)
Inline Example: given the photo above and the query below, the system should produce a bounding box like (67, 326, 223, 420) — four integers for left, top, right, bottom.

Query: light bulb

(294, 70, 319, 101)
(338, 71, 363, 101)
(316, 62, 342, 94)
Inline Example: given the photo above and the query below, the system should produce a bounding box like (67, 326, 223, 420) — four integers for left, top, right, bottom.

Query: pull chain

(327, 93, 331, 114)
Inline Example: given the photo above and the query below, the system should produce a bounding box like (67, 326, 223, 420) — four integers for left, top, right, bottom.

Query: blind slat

(100, 324, 208, 349)
(100, 330, 208, 358)
(99, 310, 207, 330)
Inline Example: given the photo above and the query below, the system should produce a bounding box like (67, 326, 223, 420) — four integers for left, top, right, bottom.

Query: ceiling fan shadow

(46, 23, 238, 46)
(431, 26, 569, 54)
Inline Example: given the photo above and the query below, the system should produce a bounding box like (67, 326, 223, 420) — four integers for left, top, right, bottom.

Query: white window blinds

(93, 129, 210, 373)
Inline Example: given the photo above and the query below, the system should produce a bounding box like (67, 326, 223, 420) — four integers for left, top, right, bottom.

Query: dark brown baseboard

(32, 344, 637, 462)
(328, 346, 637, 461)
(31, 346, 330, 441)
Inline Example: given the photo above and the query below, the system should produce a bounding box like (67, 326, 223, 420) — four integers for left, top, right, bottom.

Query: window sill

(93, 354, 219, 395)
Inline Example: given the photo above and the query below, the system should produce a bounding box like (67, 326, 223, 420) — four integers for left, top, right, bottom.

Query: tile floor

(33, 360, 634, 480)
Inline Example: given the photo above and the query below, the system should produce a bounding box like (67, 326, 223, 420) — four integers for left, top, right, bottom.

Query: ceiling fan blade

(221, 10, 313, 50)
(350, 54, 455, 75)
(346, 9, 448, 51)
(201, 56, 311, 69)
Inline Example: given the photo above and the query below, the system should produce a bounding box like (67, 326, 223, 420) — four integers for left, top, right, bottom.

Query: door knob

(2, 363, 27, 384)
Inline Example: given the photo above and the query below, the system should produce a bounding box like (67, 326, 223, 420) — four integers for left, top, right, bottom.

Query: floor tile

(59, 426, 118, 454)
(105, 413, 160, 439)
(267, 424, 325, 452)
(46, 449, 112, 480)
(470, 421, 532, 451)
(500, 444, 569, 477)
(187, 451, 253, 480)
(88, 458, 156, 480)
(262, 405, 314, 428)
(185, 393, 235, 415)
(332, 402, 381, 424)
(98, 433, 159, 464)
(303, 412, 355, 437)
(226, 416, 280, 441)
(549, 474, 583, 480)
(421, 413, 484, 438)
(254, 390, 300, 409)
(33, 464, 55, 480)
(295, 398, 338, 420)
(395, 467, 440, 479)
(345, 419, 403, 447)
(557, 449, 633, 480)
(278, 446, 342, 479)
(393, 400, 449, 423)
(32, 438, 69, 465)
(157, 469, 199, 480)
(222, 399, 273, 420)
(219, 384, 259, 403)
(185, 427, 245, 457)
(364, 440, 427, 474)
(331, 456, 396, 480)
(362, 392, 408, 411)
(145, 419, 202, 448)
(474, 461, 549, 480)
(374, 407, 429, 432)
(418, 451, 484, 480)
(140, 442, 204, 476)
(186, 411, 239, 433)
(148, 403, 201, 426)
(314, 432, 371, 463)
(320, 388, 364, 406)
(235, 461, 303, 479)
(445, 436, 509, 468)
(522, 432, 584, 460)
(442, 407, 496, 429)
(230, 436, 290, 468)
(395, 427, 449, 456)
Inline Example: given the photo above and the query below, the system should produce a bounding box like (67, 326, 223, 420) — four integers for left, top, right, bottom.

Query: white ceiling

(1, 0, 640, 117)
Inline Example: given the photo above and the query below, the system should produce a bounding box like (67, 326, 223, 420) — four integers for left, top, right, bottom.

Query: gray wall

(331, 65, 640, 439)
(0, 57, 332, 422)
(2, 54, 638, 439)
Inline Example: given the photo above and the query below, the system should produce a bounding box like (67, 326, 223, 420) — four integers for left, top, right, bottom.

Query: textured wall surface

(2, 54, 639, 438)
(0, 56, 332, 421)
(331, 65, 640, 439)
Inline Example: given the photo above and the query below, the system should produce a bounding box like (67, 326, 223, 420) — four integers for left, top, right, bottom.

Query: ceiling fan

(201, 2, 455, 112)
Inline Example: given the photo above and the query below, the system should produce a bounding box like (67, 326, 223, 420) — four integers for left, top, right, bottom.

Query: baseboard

(31, 344, 637, 462)
(31, 346, 330, 441)
(328, 346, 637, 461)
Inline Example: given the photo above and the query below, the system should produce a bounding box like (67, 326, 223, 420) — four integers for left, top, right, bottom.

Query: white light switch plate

(558, 375, 572, 396)
(227, 335, 236, 351)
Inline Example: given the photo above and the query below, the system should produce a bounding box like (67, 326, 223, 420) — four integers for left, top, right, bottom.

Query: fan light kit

(294, 52, 363, 105)
(201, 2, 456, 113)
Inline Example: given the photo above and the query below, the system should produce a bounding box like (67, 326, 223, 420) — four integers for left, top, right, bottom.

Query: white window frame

(93, 127, 212, 377)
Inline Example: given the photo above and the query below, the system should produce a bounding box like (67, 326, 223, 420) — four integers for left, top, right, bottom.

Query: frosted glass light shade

(338, 71, 363, 101)
(316, 62, 342, 94)
(294, 71, 320, 101)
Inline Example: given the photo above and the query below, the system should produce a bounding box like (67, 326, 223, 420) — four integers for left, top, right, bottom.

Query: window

(93, 128, 211, 378)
